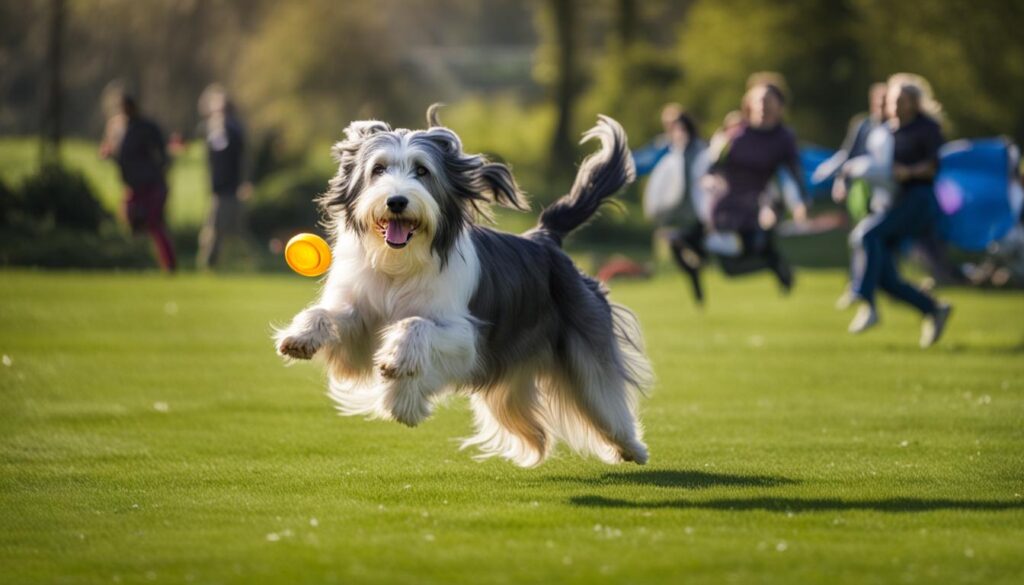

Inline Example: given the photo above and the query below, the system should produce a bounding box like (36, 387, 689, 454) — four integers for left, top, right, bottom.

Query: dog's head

(320, 106, 526, 275)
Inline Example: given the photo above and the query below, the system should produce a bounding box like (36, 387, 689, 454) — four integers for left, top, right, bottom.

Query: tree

(40, 0, 65, 167)
(546, 0, 580, 176)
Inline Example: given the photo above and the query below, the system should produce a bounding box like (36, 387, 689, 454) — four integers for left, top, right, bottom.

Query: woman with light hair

(847, 73, 952, 347)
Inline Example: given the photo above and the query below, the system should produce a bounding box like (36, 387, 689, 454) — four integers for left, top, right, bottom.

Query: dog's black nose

(386, 196, 408, 213)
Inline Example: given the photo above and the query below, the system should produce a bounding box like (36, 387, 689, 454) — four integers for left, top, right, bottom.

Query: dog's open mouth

(377, 219, 418, 249)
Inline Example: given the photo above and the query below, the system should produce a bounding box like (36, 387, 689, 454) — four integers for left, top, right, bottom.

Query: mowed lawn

(1, 269, 1023, 584)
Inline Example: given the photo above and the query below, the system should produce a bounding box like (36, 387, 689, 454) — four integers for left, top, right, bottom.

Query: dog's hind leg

(461, 371, 549, 467)
(541, 333, 648, 465)
(375, 315, 477, 427)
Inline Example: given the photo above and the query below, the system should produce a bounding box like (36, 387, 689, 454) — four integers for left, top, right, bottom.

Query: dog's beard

(350, 186, 439, 277)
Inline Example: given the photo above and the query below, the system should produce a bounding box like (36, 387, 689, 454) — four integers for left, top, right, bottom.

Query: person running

(847, 73, 952, 347)
(632, 102, 685, 175)
(702, 77, 808, 292)
(827, 83, 892, 309)
(813, 83, 888, 190)
(196, 84, 252, 270)
(636, 110, 712, 302)
(100, 91, 176, 272)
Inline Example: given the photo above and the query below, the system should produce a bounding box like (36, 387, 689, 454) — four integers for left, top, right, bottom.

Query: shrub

(247, 166, 329, 241)
(19, 165, 111, 232)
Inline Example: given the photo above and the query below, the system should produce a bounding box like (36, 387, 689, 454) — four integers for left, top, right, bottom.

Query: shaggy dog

(275, 106, 652, 467)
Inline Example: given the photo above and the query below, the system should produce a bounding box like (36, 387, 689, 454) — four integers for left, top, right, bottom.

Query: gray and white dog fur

(275, 105, 652, 467)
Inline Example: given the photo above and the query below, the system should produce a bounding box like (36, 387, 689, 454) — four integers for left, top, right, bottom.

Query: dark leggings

(854, 186, 938, 314)
(668, 224, 707, 303)
(126, 183, 177, 272)
(669, 225, 792, 304)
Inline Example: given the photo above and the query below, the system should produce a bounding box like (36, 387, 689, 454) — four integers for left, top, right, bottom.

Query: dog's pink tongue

(385, 220, 411, 245)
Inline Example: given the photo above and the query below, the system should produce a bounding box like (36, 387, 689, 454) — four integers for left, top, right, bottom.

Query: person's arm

(812, 115, 865, 183)
(632, 140, 670, 177)
(148, 122, 170, 173)
(783, 133, 808, 221)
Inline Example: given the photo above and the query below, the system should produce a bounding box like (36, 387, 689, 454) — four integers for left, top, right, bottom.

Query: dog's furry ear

(426, 103, 444, 128)
(332, 120, 391, 160)
(475, 161, 527, 210)
(320, 120, 392, 225)
(413, 127, 528, 213)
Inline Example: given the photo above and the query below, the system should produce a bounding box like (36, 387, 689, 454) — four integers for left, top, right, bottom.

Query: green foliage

(850, 0, 1024, 140)
(580, 40, 683, 144)
(233, 1, 432, 153)
(670, 0, 1024, 146)
(673, 0, 865, 146)
(1, 270, 1023, 583)
(441, 96, 557, 202)
(17, 165, 110, 232)
(247, 166, 329, 241)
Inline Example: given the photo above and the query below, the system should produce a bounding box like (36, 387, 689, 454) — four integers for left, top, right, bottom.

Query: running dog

(275, 106, 652, 467)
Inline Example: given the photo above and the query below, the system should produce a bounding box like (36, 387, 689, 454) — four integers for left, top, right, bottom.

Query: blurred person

(829, 84, 895, 309)
(847, 74, 952, 347)
(702, 80, 808, 292)
(635, 110, 711, 302)
(99, 90, 176, 272)
(196, 84, 253, 270)
(632, 102, 685, 175)
(813, 83, 888, 189)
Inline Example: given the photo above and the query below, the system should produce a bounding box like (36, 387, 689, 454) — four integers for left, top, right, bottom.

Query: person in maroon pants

(100, 92, 177, 272)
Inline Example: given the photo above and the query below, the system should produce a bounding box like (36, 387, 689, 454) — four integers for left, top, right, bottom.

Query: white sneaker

(835, 288, 856, 310)
(920, 303, 953, 348)
(848, 304, 879, 334)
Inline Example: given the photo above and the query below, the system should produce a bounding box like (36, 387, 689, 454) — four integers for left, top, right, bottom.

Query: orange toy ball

(284, 233, 332, 277)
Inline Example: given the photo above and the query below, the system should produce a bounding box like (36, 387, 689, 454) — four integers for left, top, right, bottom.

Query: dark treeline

(3, 0, 1023, 173)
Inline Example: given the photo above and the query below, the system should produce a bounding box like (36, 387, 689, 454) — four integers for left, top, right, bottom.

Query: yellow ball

(284, 233, 332, 277)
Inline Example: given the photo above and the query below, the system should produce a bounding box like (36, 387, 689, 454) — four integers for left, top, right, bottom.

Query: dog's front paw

(375, 321, 429, 379)
(378, 357, 418, 380)
(277, 334, 321, 360)
(386, 387, 432, 427)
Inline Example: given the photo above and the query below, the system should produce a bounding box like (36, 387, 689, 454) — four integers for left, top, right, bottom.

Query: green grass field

(1, 268, 1022, 584)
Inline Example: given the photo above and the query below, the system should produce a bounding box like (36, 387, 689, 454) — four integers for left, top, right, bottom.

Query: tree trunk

(40, 0, 65, 168)
(549, 0, 577, 177)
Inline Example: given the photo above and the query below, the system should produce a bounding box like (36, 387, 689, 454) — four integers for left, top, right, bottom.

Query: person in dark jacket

(196, 85, 252, 269)
(848, 73, 952, 347)
(100, 92, 177, 272)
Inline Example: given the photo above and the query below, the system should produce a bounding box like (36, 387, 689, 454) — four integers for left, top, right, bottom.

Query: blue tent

(803, 139, 1021, 251)
(934, 139, 1018, 251)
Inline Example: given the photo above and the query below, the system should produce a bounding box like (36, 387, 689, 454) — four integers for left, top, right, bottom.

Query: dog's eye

(372, 164, 387, 177)
(415, 165, 430, 178)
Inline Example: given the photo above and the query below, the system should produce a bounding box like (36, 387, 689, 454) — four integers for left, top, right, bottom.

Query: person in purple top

(703, 79, 808, 291)
(848, 74, 952, 347)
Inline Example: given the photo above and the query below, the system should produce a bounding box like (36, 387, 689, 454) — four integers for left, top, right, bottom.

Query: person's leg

(877, 243, 937, 315)
(760, 230, 794, 292)
(849, 211, 903, 333)
(147, 185, 176, 272)
(915, 231, 965, 285)
(668, 224, 705, 304)
(853, 200, 918, 308)
(838, 216, 872, 309)
(197, 197, 224, 269)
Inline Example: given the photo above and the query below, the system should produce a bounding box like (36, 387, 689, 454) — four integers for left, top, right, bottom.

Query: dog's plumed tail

(534, 115, 636, 246)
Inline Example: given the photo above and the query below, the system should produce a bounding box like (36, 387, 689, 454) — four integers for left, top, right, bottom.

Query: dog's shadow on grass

(568, 494, 1024, 514)
(547, 469, 797, 490)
